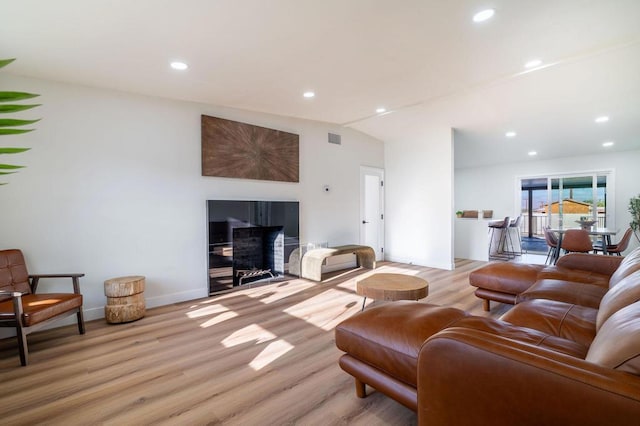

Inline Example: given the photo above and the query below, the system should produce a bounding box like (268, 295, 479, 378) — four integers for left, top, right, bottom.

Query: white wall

(455, 149, 640, 260)
(0, 75, 384, 324)
(384, 127, 454, 270)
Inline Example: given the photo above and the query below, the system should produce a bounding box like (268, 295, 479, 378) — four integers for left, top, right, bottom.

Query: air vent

(328, 133, 341, 145)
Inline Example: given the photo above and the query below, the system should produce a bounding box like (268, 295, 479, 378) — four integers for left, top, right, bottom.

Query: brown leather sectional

(335, 248, 640, 425)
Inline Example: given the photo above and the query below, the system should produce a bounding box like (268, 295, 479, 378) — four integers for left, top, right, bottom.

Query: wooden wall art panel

(201, 115, 299, 182)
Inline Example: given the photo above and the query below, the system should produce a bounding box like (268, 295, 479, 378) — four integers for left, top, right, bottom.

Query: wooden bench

(293, 245, 376, 281)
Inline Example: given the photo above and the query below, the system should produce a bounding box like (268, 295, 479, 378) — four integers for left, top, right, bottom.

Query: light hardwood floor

(0, 259, 510, 425)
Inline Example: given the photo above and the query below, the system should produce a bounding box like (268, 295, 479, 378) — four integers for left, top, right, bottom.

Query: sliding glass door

(519, 171, 613, 250)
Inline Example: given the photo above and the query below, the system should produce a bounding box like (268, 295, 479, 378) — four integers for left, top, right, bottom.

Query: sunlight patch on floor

(221, 324, 295, 370)
(222, 324, 278, 347)
(185, 303, 240, 328)
(186, 304, 229, 318)
(283, 288, 360, 331)
(247, 280, 317, 304)
(375, 264, 422, 275)
(321, 268, 366, 283)
(200, 311, 239, 328)
(249, 340, 294, 371)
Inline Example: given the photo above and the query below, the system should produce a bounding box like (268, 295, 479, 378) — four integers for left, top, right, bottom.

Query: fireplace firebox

(232, 226, 284, 286)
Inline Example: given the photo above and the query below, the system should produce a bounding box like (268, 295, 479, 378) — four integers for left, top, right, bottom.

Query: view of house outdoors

(520, 175, 608, 253)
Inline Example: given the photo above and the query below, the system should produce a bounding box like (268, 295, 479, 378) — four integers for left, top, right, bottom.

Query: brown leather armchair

(0, 249, 85, 366)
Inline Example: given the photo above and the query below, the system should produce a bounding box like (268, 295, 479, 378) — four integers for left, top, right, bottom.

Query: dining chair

(594, 228, 633, 256)
(560, 229, 594, 254)
(543, 226, 558, 265)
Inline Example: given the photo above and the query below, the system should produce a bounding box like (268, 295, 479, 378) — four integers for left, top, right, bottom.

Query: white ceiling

(1, 0, 639, 168)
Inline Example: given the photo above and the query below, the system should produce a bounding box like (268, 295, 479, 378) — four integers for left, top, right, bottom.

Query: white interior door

(360, 166, 385, 261)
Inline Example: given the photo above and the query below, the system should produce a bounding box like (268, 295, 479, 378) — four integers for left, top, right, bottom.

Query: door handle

(362, 220, 369, 224)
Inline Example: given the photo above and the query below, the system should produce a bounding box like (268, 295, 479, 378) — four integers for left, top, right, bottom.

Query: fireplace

(232, 226, 284, 286)
(207, 200, 299, 294)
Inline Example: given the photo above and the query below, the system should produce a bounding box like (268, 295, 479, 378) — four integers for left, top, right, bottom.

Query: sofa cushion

(596, 270, 640, 331)
(469, 262, 543, 295)
(586, 300, 640, 374)
(335, 302, 467, 387)
(535, 266, 610, 288)
(517, 279, 608, 308)
(543, 252, 624, 284)
(501, 299, 598, 347)
(451, 316, 589, 359)
(609, 248, 640, 287)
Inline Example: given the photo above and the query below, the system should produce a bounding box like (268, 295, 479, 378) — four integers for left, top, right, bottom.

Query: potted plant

(456, 211, 463, 218)
(0, 58, 41, 185)
(629, 195, 640, 243)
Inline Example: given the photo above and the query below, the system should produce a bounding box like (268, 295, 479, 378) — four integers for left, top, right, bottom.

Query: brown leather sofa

(469, 248, 639, 311)
(334, 248, 640, 425)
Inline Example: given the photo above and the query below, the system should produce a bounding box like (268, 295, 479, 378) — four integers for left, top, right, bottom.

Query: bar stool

(488, 217, 513, 260)
(509, 215, 523, 256)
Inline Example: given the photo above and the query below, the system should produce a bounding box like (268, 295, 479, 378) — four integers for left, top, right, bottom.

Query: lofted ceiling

(1, 0, 639, 168)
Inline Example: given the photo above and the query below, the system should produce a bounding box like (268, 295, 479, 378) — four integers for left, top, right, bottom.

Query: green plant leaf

(0, 58, 16, 69)
(0, 118, 40, 127)
(0, 128, 35, 135)
(0, 104, 41, 113)
(0, 59, 36, 186)
(0, 92, 40, 102)
(0, 147, 30, 154)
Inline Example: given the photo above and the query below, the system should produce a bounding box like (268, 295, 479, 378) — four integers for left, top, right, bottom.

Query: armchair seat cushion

(0, 293, 83, 326)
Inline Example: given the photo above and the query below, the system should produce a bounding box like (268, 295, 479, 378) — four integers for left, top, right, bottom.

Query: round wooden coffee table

(356, 273, 429, 310)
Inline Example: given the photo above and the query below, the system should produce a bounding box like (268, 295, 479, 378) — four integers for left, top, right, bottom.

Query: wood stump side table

(356, 273, 428, 311)
(104, 275, 146, 323)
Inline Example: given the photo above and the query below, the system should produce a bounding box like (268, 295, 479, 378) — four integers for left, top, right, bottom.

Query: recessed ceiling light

(595, 116, 609, 123)
(528, 151, 537, 156)
(170, 61, 188, 70)
(473, 9, 495, 22)
(602, 141, 614, 147)
(524, 59, 542, 69)
(376, 107, 386, 114)
(505, 131, 517, 138)
(303, 91, 315, 98)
